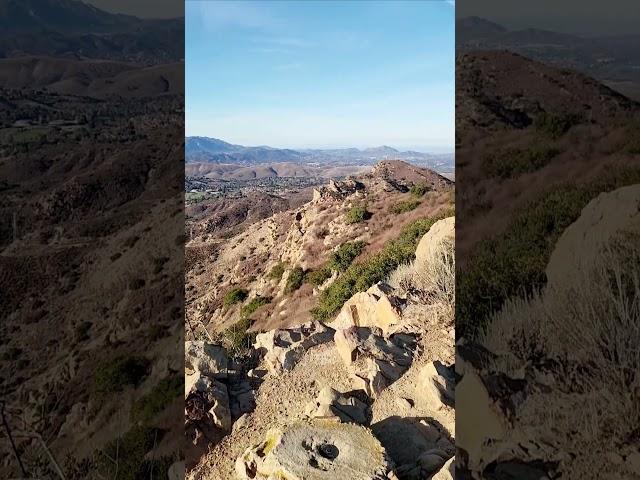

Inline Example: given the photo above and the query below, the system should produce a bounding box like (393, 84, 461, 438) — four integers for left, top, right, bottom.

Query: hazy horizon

(187, 135, 454, 155)
(456, 0, 640, 36)
(186, 1, 454, 151)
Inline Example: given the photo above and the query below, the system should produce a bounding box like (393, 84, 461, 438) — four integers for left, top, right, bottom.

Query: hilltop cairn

(313, 178, 365, 201)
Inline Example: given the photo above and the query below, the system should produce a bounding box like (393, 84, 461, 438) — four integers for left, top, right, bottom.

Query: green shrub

(223, 316, 256, 355)
(285, 266, 305, 294)
(131, 375, 182, 424)
(311, 209, 453, 321)
(534, 112, 581, 139)
(329, 240, 367, 272)
(482, 145, 561, 179)
(457, 167, 640, 340)
(94, 356, 150, 393)
(223, 288, 248, 307)
(306, 265, 333, 287)
(410, 184, 429, 197)
(268, 262, 286, 281)
(390, 199, 421, 214)
(345, 205, 370, 224)
(240, 295, 271, 318)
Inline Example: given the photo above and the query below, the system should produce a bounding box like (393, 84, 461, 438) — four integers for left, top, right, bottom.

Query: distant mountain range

(0, 0, 183, 64)
(185, 137, 454, 171)
(457, 16, 640, 101)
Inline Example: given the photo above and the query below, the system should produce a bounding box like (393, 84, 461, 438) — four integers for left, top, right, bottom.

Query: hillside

(0, 56, 184, 97)
(0, 0, 183, 63)
(456, 16, 640, 101)
(455, 49, 640, 479)
(186, 160, 452, 335)
(456, 50, 639, 254)
(185, 159, 455, 479)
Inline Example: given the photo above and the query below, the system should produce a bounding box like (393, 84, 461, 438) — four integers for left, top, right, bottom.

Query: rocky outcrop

(335, 327, 414, 397)
(419, 361, 456, 409)
(304, 386, 370, 425)
(415, 217, 454, 265)
(313, 178, 366, 202)
(329, 282, 405, 333)
(185, 370, 231, 431)
(235, 421, 392, 480)
(254, 321, 335, 372)
(185, 341, 228, 378)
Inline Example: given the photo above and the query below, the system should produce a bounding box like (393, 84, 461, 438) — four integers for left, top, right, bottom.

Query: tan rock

(235, 421, 391, 480)
(335, 326, 414, 397)
(185, 341, 228, 378)
(415, 216, 454, 265)
(546, 185, 640, 288)
(305, 386, 369, 424)
(255, 322, 335, 372)
(457, 371, 506, 472)
(185, 371, 231, 431)
(419, 361, 455, 409)
(330, 282, 404, 333)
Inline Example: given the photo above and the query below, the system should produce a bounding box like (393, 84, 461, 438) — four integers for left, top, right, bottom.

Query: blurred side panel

(456, 1, 640, 479)
(0, 0, 185, 478)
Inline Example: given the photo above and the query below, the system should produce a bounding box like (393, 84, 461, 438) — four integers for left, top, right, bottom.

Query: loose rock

(304, 386, 370, 424)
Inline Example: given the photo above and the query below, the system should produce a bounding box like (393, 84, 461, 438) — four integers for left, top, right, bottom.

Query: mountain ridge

(185, 136, 454, 171)
(0, 0, 183, 63)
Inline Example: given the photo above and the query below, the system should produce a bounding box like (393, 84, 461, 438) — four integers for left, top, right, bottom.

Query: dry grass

(388, 237, 454, 327)
(479, 233, 640, 476)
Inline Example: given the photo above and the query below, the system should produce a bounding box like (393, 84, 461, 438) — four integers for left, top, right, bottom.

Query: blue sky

(186, 1, 454, 152)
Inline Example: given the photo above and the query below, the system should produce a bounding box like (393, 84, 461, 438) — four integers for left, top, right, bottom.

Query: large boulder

(185, 371, 231, 431)
(235, 421, 392, 480)
(254, 321, 335, 372)
(415, 217, 454, 265)
(329, 282, 404, 333)
(546, 185, 640, 288)
(185, 341, 228, 378)
(304, 386, 369, 425)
